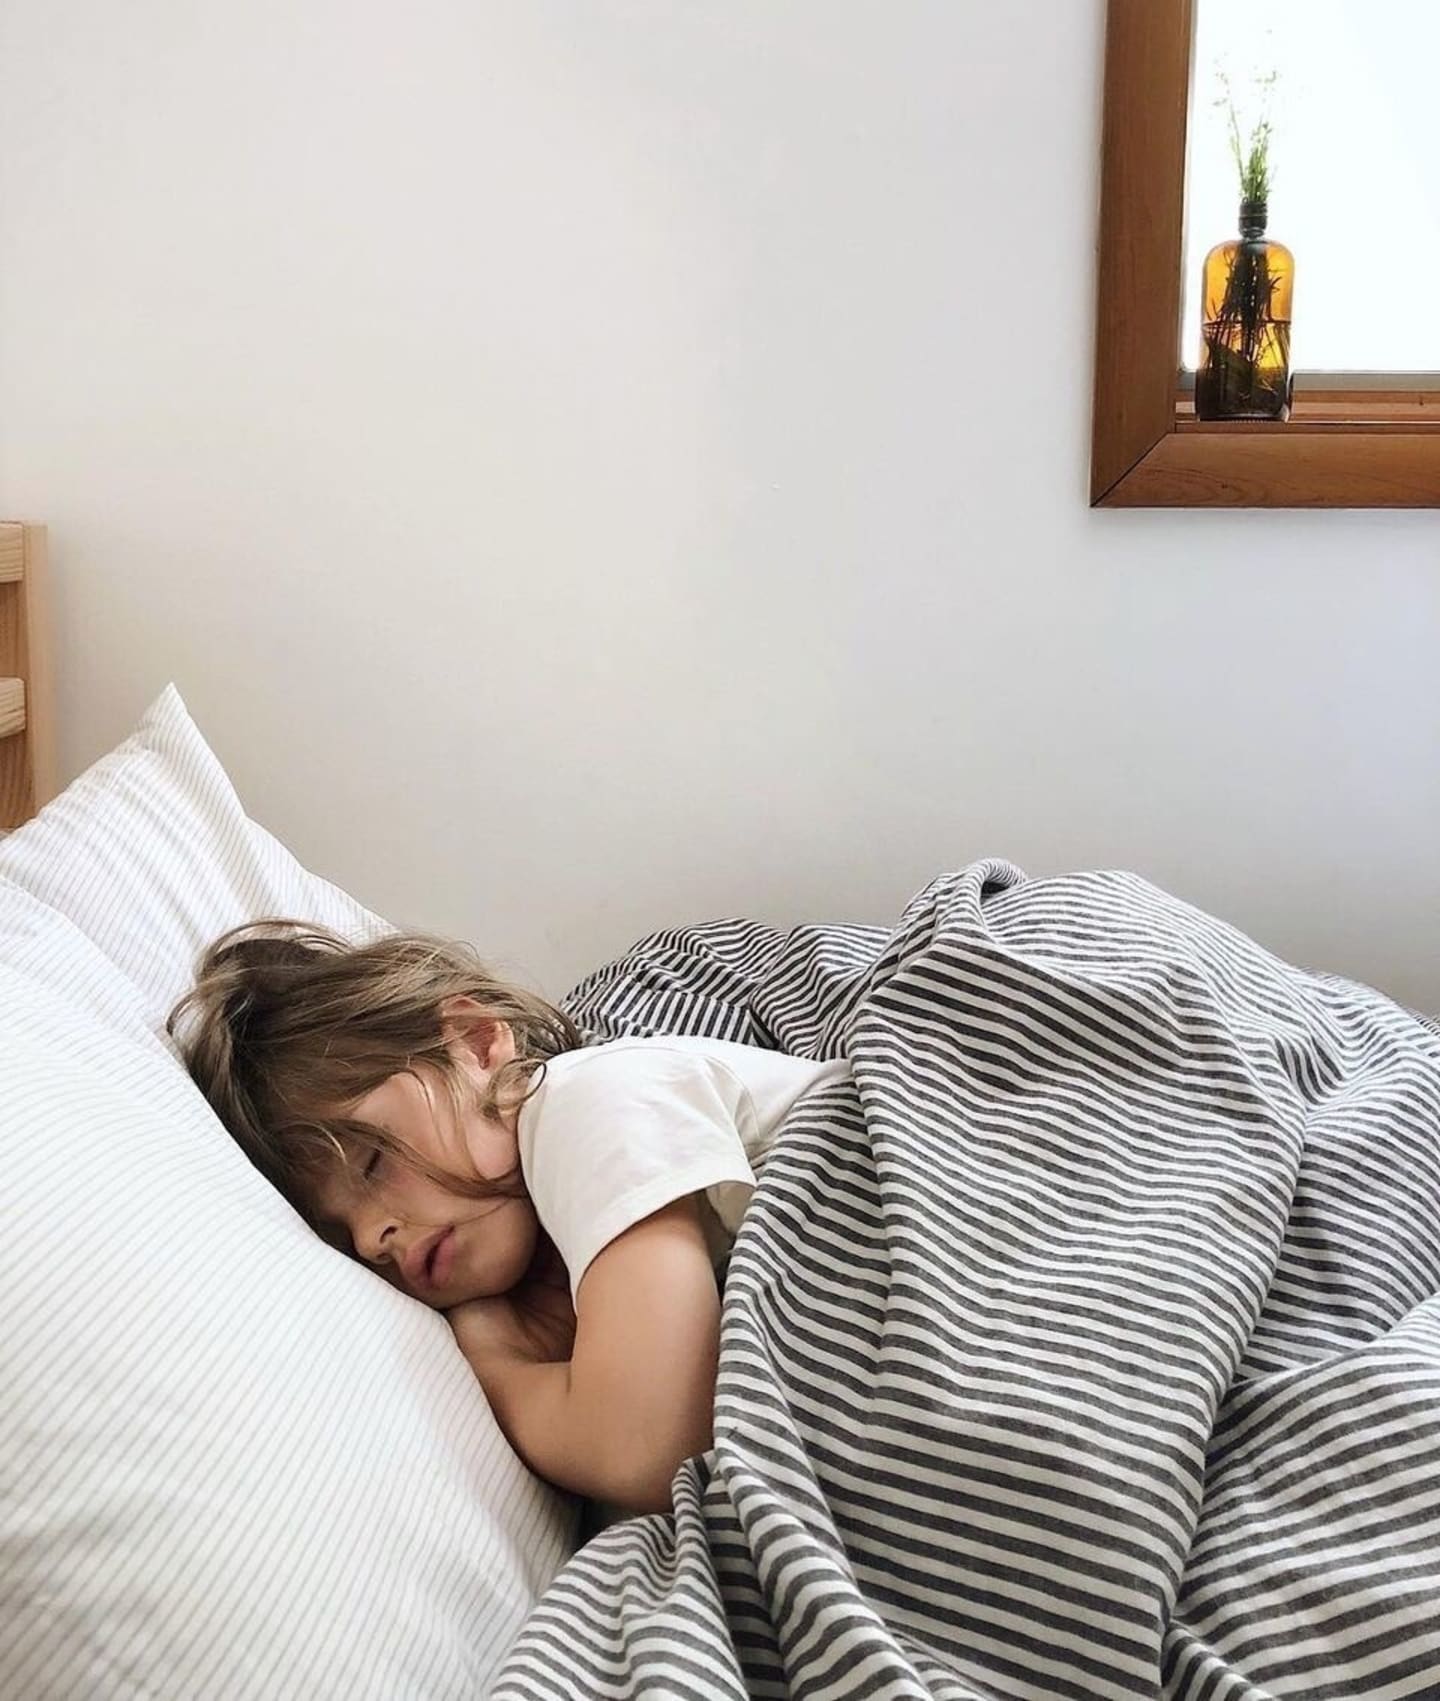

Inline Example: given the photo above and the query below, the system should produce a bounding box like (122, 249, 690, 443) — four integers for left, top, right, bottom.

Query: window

(1091, 0, 1440, 508)
(1183, 0, 1440, 374)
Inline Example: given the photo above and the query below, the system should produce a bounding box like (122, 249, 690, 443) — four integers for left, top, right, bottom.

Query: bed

(3, 519, 1438, 1698)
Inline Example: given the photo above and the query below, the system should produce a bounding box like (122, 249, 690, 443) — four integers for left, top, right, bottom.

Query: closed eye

(363, 1149, 383, 1183)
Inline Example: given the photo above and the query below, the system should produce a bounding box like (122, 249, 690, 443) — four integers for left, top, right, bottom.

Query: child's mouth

(425, 1227, 455, 1288)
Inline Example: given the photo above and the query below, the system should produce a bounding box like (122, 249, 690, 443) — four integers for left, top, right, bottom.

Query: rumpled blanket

(491, 862, 1440, 1699)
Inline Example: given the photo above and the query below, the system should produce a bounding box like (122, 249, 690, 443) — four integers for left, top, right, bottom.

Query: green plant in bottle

(1196, 71, 1295, 421)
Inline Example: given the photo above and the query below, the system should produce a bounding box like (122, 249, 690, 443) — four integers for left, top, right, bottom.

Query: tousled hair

(167, 918, 583, 1232)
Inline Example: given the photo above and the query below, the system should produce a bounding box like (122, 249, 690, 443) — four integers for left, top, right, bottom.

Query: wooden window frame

(1091, 0, 1440, 508)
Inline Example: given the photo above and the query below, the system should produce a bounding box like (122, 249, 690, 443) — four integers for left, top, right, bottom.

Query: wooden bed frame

(0, 522, 55, 828)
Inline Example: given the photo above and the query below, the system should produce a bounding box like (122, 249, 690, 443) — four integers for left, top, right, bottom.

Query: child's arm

(450, 1196, 720, 1514)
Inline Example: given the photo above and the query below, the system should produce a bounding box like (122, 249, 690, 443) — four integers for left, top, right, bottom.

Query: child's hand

(447, 1272, 577, 1371)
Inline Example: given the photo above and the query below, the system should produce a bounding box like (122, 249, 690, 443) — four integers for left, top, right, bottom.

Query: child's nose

(351, 1209, 398, 1267)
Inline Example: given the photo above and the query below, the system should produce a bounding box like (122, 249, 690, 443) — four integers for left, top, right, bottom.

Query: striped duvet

(491, 861, 1440, 1700)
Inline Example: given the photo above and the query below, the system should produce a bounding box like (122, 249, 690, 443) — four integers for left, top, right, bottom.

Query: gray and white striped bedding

(491, 860, 1440, 1700)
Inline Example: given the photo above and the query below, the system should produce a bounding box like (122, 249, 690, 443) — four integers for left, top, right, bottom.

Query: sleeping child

(168, 920, 848, 1517)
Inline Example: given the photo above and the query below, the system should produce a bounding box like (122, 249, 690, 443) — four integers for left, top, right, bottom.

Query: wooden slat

(1106, 431, 1440, 507)
(1297, 388, 1440, 416)
(0, 524, 54, 826)
(0, 678, 24, 739)
(1177, 389, 1440, 428)
(0, 525, 24, 584)
(24, 526, 55, 809)
(1178, 421, 1440, 436)
(1090, 0, 1195, 503)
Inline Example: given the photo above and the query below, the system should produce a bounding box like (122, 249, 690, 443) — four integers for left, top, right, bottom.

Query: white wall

(2, 0, 1437, 1009)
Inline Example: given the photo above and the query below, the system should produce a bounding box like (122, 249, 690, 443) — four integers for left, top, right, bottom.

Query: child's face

(311, 1005, 539, 1309)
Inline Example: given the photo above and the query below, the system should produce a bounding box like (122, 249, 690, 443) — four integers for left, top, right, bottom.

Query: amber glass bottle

(1195, 199, 1295, 421)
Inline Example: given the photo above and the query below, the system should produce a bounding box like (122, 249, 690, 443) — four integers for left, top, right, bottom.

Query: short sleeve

(517, 1046, 757, 1306)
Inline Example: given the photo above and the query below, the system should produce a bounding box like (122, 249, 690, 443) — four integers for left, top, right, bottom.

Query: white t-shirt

(516, 1035, 850, 1306)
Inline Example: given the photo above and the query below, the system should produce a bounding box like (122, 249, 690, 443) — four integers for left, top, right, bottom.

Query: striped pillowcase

(0, 685, 577, 1698)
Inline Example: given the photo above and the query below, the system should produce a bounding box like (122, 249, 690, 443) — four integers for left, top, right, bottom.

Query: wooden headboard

(0, 523, 55, 828)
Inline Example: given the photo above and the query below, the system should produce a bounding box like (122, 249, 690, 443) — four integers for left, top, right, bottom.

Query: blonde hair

(167, 918, 583, 1227)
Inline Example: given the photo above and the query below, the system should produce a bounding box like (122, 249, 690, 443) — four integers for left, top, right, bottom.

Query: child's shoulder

(581, 1032, 734, 1053)
(545, 1034, 845, 1097)
(535, 1033, 759, 1097)
(520, 1036, 742, 1134)
(550, 1032, 734, 1075)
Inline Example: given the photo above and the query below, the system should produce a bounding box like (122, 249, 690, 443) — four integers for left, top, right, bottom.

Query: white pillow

(0, 688, 577, 1698)
(0, 683, 389, 1028)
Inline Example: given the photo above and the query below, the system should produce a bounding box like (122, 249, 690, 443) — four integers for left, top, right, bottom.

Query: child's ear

(439, 996, 511, 1070)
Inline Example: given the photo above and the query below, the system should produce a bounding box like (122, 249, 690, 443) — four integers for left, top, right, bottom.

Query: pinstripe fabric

(0, 685, 395, 1029)
(0, 687, 577, 1698)
(494, 862, 1440, 1700)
